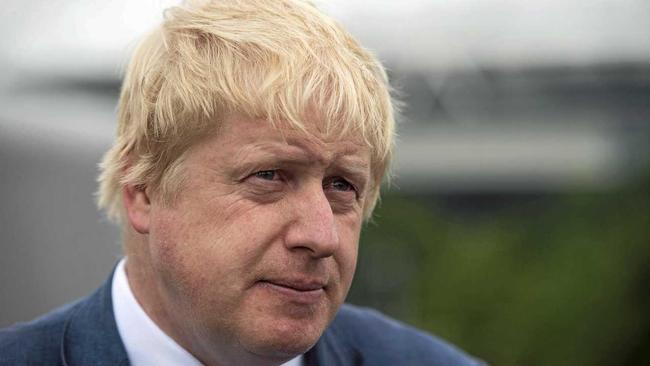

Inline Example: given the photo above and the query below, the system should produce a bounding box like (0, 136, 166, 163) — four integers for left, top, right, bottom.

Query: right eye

(253, 170, 277, 180)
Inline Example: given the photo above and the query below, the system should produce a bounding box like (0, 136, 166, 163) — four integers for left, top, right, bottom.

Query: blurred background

(1, 1, 648, 365)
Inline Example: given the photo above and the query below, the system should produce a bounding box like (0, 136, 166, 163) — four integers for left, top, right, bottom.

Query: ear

(123, 184, 151, 234)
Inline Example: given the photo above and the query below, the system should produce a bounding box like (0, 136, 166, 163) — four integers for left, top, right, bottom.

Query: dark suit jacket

(0, 270, 486, 365)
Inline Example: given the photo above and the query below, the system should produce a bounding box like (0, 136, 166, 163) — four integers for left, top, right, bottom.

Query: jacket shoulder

(0, 299, 82, 366)
(328, 304, 486, 365)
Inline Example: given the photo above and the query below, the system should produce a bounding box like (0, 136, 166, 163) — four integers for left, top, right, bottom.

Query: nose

(284, 185, 340, 259)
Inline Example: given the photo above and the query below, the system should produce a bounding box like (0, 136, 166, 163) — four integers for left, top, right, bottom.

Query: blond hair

(97, 0, 396, 221)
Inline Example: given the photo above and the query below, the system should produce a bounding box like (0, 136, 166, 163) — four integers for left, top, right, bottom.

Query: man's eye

(253, 170, 279, 181)
(328, 178, 356, 192)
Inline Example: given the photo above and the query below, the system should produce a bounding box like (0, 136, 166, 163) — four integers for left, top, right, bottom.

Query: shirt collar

(112, 258, 303, 366)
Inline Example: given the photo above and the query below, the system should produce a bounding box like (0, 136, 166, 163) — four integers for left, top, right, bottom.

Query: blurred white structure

(2, 0, 650, 75)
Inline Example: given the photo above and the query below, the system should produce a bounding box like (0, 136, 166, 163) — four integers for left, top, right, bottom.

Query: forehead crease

(285, 135, 367, 162)
(226, 122, 369, 167)
(335, 154, 370, 172)
(233, 141, 316, 165)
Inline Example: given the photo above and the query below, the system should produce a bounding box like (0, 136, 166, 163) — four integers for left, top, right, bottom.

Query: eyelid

(340, 178, 358, 193)
(337, 169, 368, 190)
(253, 169, 280, 180)
(325, 177, 360, 200)
(237, 164, 278, 179)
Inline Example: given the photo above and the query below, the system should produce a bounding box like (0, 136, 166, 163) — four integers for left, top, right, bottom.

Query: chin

(240, 315, 327, 359)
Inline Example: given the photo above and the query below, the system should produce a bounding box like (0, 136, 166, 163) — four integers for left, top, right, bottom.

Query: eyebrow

(330, 155, 371, 179)
(231, 141, 370, 178)
(233, 143, 318, 166)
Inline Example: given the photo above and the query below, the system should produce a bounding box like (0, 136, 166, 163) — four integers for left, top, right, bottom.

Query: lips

(260, 278, 326, 292)
(256, 277, 327, 304)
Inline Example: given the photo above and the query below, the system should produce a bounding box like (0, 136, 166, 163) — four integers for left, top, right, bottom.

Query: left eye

(328, 178, 356, 192)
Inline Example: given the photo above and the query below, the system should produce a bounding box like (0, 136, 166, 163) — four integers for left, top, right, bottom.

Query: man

(0, 1, 485, 365)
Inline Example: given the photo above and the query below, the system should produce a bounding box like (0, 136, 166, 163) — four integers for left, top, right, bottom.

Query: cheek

(336, 218, 362, 291)
(148, 198, 285, 296)
(148, 215, 208, 299)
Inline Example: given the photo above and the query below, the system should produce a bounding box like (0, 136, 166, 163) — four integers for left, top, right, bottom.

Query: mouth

(256, 278, 327, 304)
(264, 278, 326, 291)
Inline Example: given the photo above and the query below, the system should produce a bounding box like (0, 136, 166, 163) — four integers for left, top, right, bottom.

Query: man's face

(144, 113, 371, 360)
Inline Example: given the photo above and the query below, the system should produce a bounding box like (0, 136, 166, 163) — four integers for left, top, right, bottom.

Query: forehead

(203, 113, 371, 165)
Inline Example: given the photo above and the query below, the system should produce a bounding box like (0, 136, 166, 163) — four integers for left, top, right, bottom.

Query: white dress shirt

(112, 258, 303, 366)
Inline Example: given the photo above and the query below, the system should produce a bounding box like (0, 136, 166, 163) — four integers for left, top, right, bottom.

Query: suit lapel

(60, 267, 130, 366)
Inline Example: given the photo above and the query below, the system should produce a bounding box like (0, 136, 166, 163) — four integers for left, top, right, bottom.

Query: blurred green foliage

(348, 177, 649, 366)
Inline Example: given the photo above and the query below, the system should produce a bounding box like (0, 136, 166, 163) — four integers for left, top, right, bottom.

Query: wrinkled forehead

(271, 131, 371, 172)
(276, 112, 369, 150)
(217, 112, 371, 160)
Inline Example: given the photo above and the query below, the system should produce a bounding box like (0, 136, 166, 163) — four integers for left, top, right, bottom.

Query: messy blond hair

(97, 0, 396, 222)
